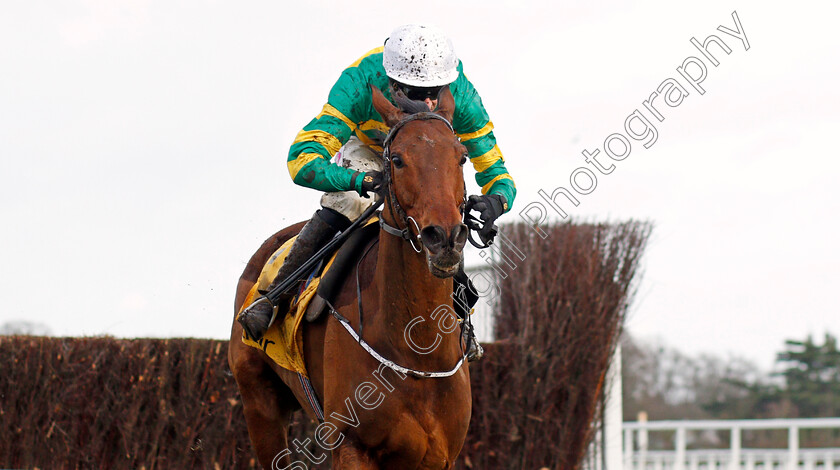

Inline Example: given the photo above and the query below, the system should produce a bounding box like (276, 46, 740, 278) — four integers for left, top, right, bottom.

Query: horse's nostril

(420, 225, 447, 253)
(451, 223, 468, 250)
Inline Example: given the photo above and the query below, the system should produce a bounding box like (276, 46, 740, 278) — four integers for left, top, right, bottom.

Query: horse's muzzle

(421, 223, 468, 278)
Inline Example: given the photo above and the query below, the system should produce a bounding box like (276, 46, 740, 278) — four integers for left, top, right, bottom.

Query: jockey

(238, 24, 516, 360)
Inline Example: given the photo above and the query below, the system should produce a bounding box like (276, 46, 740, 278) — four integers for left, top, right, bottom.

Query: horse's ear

(435, 85, 455, 123)
(370, 84, 405, 127)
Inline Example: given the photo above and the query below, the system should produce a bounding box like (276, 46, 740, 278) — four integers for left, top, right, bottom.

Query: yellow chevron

(359, 119, 389, 134)
(470, 145, 504, 173)
(292, 130, 343, 156)
(287, 153, 324, 180)
(354, 130, 384, 153)
(349, 46, 385, 68)
(481, 174, 514, 194)
(458, 121, 494, 141)
(316, 104, 356, 131)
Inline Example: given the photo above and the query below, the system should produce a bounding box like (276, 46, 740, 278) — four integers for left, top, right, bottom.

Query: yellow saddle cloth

(238, 217, 377, 377)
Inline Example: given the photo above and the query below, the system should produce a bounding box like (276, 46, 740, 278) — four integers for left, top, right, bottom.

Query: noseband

(378, 112, 461, 252)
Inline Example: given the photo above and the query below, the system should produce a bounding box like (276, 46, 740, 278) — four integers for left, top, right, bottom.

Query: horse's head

(371, 84, 468, 278)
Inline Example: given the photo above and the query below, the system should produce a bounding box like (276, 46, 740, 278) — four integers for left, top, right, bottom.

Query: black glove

(465, 194, 507, 244)
(358, 170, 383, 198)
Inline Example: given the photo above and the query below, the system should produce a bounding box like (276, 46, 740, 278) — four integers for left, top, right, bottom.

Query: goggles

(392, 81, 445, 102)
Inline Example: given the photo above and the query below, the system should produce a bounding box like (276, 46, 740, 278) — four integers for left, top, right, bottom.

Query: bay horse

(229, 85, 472, 469)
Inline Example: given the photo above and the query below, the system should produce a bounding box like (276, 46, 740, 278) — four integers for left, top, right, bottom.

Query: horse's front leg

(332, 444, 380, 470)
(229, 325, 299, 468)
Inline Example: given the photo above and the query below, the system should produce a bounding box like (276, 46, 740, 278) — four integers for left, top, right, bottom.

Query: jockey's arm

(286, 59, 377, 196)
(450, 69, 516, 213)
(286, 50, 517, 211)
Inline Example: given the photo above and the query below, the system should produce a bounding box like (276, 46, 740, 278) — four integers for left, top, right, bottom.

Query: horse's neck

(371, 227, 461, 365)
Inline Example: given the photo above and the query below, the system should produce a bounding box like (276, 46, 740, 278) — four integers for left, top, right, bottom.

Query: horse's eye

(392, 155, 405, 168)
(459, 154, 468, 166)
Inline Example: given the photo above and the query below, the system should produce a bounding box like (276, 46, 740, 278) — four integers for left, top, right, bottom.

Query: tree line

(622, 332, 840, 448)
(623, 332, 840, 421)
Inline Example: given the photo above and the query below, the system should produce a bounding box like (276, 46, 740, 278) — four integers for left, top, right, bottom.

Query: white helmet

(383, 24, 459, 87)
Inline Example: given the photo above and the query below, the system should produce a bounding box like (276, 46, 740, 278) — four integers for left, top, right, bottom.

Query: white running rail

(623, 418, 840, 470)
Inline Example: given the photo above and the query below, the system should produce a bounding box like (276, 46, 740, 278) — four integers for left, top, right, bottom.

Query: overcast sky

(1, 0, 837, 371)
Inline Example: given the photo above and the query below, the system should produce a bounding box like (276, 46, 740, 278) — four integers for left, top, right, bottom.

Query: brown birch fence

(0, 220, 651, 469)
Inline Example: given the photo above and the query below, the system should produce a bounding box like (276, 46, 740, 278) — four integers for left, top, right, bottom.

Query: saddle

(304, 220, 380, 321)
(239, 217, 381, 376)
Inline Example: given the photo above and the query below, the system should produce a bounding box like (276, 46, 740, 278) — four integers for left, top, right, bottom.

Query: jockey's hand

(465, 194, 507, 243)
(358, 170, 384, 198)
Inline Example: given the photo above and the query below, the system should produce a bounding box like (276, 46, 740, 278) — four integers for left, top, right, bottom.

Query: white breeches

(320, 136, 384, 221)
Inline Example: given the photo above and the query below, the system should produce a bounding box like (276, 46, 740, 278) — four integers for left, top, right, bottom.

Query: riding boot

(238, 208, 350, 340)
(454, 267, 484, 362)
(464, 323, 485, 362)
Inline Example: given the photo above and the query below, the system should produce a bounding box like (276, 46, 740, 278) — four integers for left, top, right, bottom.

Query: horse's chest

(365, 379, 470, 467)
(324, 370, 468, 467)
(373, 409, 466, 469)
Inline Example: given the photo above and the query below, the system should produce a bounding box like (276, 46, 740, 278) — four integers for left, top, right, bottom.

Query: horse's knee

(230, 345, 297, 417)
(334, 449, 378, 470)
(231, 347, 268, 387)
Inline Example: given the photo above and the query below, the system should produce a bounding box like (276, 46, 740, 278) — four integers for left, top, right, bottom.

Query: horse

(229, 84, 472, 469)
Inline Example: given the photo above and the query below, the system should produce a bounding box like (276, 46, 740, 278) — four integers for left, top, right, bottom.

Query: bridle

(377, 111, 463, 253)
(325, 111, 474, 379)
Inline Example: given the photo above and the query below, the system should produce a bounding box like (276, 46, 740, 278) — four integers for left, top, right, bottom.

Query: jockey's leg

(238, 208, 349, 339)
(238, 137, 382, 340)
(454, 266, 484, 362)
(319, 136, 383, 221)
